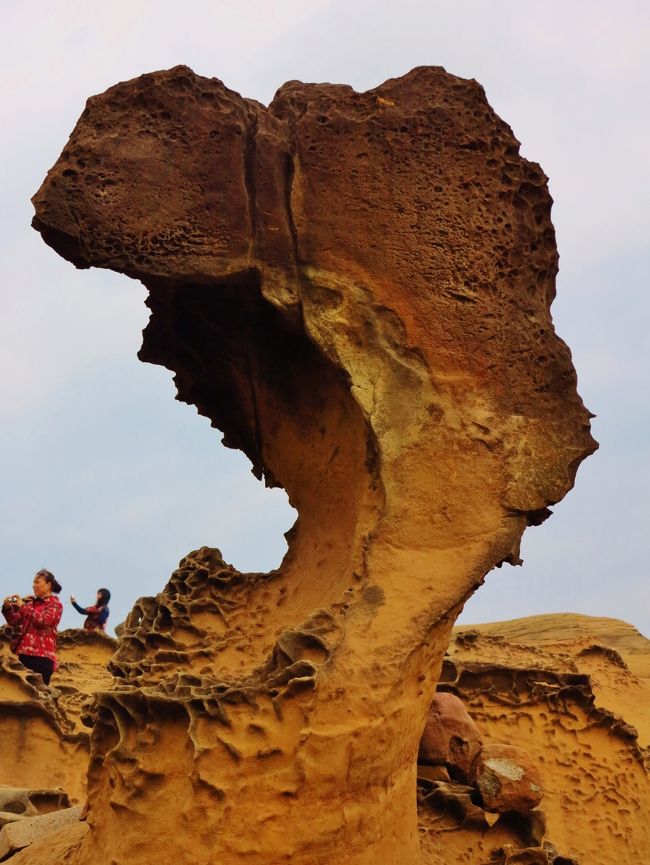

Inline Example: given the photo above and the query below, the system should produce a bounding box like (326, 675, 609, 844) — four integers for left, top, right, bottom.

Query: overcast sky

(1, 0, 648, 638)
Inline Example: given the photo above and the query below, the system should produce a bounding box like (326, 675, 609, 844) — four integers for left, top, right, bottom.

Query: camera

(10, 596, 19, 603)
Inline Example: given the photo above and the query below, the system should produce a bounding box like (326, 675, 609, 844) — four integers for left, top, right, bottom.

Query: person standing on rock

(69, 588, 110, 632)
(2, 569, 63, 685)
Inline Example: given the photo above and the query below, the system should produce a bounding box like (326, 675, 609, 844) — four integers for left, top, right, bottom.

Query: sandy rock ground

(1, 615, 648, 864)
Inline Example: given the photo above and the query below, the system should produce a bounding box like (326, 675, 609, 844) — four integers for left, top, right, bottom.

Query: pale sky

(1, 0, 648, 637)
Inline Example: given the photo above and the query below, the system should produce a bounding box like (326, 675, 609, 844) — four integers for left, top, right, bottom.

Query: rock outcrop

(0, 787, 70, 820)
(31, 66, 595, 865)
(424, 616, 650, 864)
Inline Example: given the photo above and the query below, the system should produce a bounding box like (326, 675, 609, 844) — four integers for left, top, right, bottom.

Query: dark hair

(36, 568, 62, 594)
(97, 588, 111, 606)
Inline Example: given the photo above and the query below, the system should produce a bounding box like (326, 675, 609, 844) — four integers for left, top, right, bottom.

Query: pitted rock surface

(32, 66, 595, 865)
(434, 617, 650, 864)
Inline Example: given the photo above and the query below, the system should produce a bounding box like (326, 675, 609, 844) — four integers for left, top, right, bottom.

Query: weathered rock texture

(32, 66, 595, 865)
(423, 615, 650, 864)
(0, 786, 70, 819)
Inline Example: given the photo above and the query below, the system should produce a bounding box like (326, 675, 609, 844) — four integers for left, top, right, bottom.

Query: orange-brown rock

(419, 691, 482, 781)
(417, 774, 568, 864)
(31, 66, 595, 865)
(469, 743, 543, 813)
(7, 613, 647, 864)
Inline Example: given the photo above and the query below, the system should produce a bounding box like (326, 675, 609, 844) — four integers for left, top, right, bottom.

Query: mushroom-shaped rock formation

(32, 66, 596, 865)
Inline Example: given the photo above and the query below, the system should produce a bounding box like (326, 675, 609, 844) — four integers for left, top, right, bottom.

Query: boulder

(0, 805, 83, 860)
(419, 692, 482, 781)
(470, 743, 543, 813)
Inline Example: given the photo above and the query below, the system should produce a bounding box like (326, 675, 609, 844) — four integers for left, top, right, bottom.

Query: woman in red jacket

(2, 569, 63, 685)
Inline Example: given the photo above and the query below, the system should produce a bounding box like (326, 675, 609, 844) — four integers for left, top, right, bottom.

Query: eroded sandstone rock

(440, 619, 650, 864)
(417, 769, 568, 864)
(32, 66, 595, 865)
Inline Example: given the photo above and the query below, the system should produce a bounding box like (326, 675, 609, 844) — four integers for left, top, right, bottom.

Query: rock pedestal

(32, 66, 595, 865)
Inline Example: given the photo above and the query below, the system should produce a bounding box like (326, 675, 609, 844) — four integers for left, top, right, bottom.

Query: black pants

(18, 654, 54, 685)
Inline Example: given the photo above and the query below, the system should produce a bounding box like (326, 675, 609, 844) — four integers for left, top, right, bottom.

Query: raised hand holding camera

(3, 595, 23, 607)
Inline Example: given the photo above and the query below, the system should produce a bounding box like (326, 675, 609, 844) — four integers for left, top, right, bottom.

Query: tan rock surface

(450, 613, 650, 747)
(0, 812, 24, 829)
(31, 67, 595, 864)
(0, 805, 83, 860)
(7, 821, 89, 865)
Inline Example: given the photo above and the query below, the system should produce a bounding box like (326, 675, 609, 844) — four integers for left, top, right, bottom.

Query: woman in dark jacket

(2, 568, 63, 685)
(69, 587, 111, 631)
